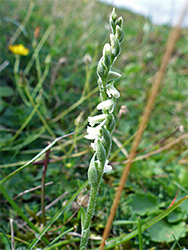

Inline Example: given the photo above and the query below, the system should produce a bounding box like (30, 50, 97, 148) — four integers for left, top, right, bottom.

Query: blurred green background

(0, 0, 188, 249)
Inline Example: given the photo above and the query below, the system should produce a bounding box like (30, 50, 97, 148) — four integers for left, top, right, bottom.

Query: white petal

(88, 114, 108, 127)
(97, 99, 114, 113)
(85, 124, 102, 140)
(103, 160, 112, 173)
(84, 134, 97, 140)
(91, 142, 96, 150)
(87, 126, 100, 134)
(103, 164, 112, 173)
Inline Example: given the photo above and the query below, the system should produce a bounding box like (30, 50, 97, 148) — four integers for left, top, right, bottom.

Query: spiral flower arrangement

(80, 8, 124, 250)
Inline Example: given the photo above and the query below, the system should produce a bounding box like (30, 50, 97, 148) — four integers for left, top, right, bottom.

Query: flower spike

(80, 8, 124, 250)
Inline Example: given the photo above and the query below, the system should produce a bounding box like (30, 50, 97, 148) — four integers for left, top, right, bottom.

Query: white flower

(97, 99, 114, 113)
(103, 160, 112, 173)
(95, 159, 112, 173)
(88, 114, 108, 127)
(106, 83, 120, 98)
(84, 126, 101, 140)
(85, 120, 106, 140)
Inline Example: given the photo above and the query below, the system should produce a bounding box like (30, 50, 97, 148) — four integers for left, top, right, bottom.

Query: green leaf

(167, 208, 186, 223)
(127, 192, 159, 216)
(0, 227, 11, 250)
(0, 86, 13, 98)
(147, 220, 186, 243)
(0, 98, 6, 112)
(80, 206, 86, 231)
(101, 195, 188, 249)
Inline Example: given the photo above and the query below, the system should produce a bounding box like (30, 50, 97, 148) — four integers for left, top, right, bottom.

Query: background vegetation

(0, 0, 188, 249)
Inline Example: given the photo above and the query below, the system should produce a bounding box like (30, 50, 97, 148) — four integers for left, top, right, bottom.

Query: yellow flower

(9, 44, 29, 56)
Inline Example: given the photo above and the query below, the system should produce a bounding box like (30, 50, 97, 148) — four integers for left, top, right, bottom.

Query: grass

(0, 0, 188, 249)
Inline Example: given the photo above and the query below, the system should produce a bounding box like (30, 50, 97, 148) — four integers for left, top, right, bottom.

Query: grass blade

(137, 217, 143, 250)
(0, 185, 49, 245)
(0, 132, 74, 185)
(27, 180, 89, 249)
(46, 226, 75, 247)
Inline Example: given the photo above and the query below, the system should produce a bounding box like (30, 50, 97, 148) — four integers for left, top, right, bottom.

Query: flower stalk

(79, 8, 124, 250)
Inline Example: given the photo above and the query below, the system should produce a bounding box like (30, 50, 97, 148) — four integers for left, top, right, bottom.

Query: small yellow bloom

(9, 44, 29, 56)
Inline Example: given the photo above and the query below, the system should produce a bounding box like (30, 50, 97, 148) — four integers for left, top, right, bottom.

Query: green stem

(46, 226, 75, 247)
(8, 1, 35, 46)
(14, 56, 30, 106)
(137, 217, 143, 250)
(24, 86, 55, 138)
(79, 184, 99, 250)
(35, 55, 42, 80)
(14, 55, 20, 74)
(10, 103, 40, 141)
(98, 78, 108, 102)
(80, 163, 104, 250)
(24, 25, 52, 75)
(32, 62, 50, 99)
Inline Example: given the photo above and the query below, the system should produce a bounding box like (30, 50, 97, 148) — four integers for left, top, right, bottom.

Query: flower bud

(83, 54, 92, 65)
(45, 54, 51, 64)
(97, 57, 108, 79)
(75, 111, 84, 126)
(116, 25, 124, 44)
(88, 154, 98, 187)
(109, 8, 117, 34)
(111, 8, 117, 22)
(103, 43, 111, 70)
(96, 138, 106, 166)
(116, 16, 123, 28)
(110, 34, 120, 59)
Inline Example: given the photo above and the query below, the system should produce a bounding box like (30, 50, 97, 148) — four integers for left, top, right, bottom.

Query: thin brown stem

(22, 192, 68, 228)
(13, 181, 53, 200)
(10, 219, 15, 250)
(41, 144, 50, 227)
(113, 133, 188, 166)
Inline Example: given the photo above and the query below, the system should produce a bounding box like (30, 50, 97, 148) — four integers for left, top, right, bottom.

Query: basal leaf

(127, 192, 159, 216)
(147, 220, 186, 243)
